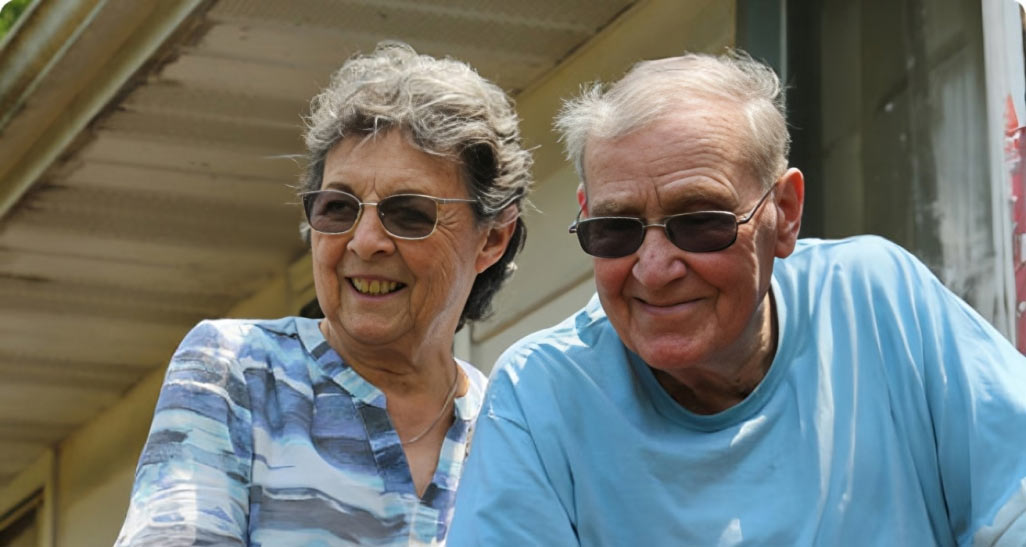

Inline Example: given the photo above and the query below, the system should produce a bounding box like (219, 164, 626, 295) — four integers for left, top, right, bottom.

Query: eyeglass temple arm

(736, 183, 777, 225)
(568, 207, 584, 233)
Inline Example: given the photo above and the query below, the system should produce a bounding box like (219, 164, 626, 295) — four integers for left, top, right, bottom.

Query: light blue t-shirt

(117, 317, 486, 546)
(448, 236, 1026, 546)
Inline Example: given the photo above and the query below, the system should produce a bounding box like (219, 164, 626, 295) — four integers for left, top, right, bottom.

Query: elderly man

(447, 51, 1026, 546)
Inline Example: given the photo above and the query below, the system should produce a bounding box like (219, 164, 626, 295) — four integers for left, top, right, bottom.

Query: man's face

(581, 105, 788, 374)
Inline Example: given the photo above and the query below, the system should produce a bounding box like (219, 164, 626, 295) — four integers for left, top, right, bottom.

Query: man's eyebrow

(590, 199, 640, 216)
(669, 194, 734, 211)
(675, 184, 734, 201)
(654, 190, 736, 215)
(589, 191, 736, 217)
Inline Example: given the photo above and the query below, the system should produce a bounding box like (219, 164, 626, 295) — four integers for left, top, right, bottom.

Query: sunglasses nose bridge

(346, 200, 388, 238)
(640, 220, 669, 231)
(364, 201, 407, 239)
(637, 220, 675, 251)
(346, 199, 397, 236)
(629, 219, 693, 286)
(347, 198, 404, 240)
(360, 201, 385, 225)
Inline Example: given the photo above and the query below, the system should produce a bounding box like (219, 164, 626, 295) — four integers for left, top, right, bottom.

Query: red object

(1006, 95, 1026, 352)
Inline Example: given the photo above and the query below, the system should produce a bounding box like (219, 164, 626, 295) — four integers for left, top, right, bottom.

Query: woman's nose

(347, 205, 396, 258)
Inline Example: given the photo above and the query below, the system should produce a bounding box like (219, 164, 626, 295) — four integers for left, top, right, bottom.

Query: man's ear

(475, 206, 518, 274)
(576, 183, 588, 214)
(773, 168, 804, 258)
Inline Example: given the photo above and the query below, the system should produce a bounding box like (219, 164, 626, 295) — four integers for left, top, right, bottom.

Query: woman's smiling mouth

(349, 277, 405, 296)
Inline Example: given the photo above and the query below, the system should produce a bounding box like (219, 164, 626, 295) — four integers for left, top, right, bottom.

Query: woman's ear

(773, 168, 805, 258)
(475, 206, 518, 273)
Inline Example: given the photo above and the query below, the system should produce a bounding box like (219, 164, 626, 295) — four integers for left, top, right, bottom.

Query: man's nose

(631, 226, 688, 288)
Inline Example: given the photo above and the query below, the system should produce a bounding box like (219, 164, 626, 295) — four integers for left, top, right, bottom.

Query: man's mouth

(349, 277, 405, 296)
(635, 296, 701, 312)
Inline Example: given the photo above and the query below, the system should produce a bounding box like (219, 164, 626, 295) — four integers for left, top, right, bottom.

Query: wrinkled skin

(579, 104, 804, 413)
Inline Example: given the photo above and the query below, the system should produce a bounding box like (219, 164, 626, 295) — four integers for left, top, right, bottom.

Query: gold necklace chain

(400, 361, 459, 445)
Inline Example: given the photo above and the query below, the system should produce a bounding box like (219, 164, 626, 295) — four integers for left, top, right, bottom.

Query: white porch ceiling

(0, 0, 636, 488)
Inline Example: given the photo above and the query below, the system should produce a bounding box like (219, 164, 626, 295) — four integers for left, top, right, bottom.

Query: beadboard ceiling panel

(0, 0, 636, 489)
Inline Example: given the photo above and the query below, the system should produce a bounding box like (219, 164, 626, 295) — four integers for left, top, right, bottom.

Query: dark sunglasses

(569, 184, 776, 258)
(301, 189, 477, 240)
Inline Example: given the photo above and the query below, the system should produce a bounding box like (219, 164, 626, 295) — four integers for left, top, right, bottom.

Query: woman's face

(311, 131, 505, 355)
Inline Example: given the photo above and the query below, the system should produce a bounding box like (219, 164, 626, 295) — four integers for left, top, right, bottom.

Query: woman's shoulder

(182, 316, 317, 346)
(172, 317, 316, 373)
(455, 358, 489, 421)
(456, 358, 488, 388)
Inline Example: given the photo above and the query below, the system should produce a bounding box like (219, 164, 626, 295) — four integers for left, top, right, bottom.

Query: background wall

(805, 0, 1006, 328)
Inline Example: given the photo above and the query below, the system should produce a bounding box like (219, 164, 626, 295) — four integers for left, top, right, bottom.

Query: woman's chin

(326, 317, 409, 348)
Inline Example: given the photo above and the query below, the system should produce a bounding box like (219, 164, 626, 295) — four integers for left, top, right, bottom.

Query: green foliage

(0, 0, 33, 43)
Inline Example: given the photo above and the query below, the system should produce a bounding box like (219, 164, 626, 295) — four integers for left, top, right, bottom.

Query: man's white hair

(555, 50, 789, 188)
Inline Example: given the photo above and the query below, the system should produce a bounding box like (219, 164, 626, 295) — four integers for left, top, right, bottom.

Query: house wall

(814, 0, 1009, 332)
(0, 1, 738, 545)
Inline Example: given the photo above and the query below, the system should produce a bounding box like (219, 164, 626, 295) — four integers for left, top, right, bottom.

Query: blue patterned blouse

(115, 317, 486, 546)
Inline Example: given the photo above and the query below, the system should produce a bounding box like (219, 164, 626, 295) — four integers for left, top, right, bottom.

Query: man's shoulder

(772, 236, 938, 338)
(490, 294, 624, 384)
(781, 235, 926, 284)
(789, 235, 913, 263)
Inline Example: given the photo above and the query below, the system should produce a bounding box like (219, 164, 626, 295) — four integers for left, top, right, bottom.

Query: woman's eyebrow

(321, 181, 354, 193)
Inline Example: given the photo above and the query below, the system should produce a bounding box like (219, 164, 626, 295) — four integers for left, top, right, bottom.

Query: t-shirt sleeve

(892, 247, 1026, 546)
(448, 356, 579, 546)
(114, 321, 253, 546)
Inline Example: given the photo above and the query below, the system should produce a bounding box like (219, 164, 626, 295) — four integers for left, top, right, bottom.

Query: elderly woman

(116, 42, 531, 545)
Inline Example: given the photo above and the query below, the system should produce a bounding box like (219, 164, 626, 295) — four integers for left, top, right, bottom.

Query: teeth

(351, 278, 400, 295)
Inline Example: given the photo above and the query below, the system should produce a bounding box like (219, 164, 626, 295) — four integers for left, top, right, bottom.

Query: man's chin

(630, 337, 706, 371)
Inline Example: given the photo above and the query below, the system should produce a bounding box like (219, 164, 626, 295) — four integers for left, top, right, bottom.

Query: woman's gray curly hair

(301, 41, 533, 331)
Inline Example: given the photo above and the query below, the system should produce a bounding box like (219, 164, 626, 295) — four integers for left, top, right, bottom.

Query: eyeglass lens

(303, 191, 439, 239)
(576, 212, 739, 258)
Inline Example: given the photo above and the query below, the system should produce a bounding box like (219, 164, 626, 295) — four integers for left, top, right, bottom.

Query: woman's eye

(391, 207, 434, 227)
(323, 199, 357, 215)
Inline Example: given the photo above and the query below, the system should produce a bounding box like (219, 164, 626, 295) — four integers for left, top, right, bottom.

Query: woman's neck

(319, 319, 457, 397)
